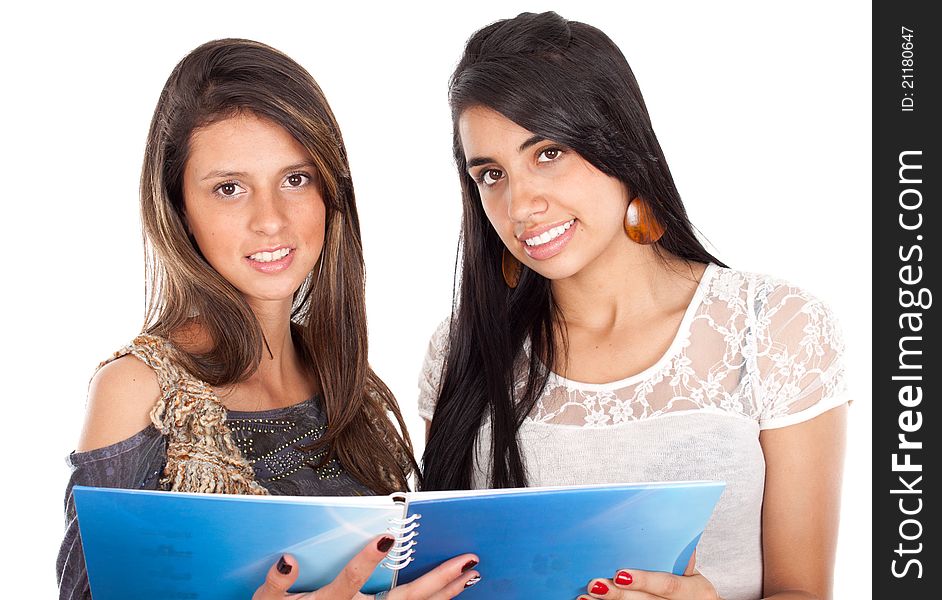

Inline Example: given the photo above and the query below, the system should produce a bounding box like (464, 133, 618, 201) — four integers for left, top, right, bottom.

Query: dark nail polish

(614, 571, 633, 585)
(464, 575, 481, 588)
(377, 536, 395, 552)
(461, 560, 478, 573)
(591, 581, 609, 595)
(276, 556, 292, 575)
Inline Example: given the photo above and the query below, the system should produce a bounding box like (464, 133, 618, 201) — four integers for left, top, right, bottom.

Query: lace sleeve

(417, 318, 451, 422)
(753, 280, 850, 429)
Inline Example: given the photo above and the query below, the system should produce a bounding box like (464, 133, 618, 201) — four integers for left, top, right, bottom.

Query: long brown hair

(140, 38, 417, 494)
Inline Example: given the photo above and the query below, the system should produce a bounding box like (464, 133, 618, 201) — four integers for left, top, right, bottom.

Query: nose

(506, 175, 548, 223)
(249, 187, 288, 236)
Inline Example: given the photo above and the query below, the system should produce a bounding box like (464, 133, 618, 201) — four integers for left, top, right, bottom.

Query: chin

(239, 284, 305, 305)
(525, 264, 583, 282)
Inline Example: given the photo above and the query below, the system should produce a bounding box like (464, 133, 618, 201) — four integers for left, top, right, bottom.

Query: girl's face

(182, 113, 327, 309)
(458, 106, 632, 283)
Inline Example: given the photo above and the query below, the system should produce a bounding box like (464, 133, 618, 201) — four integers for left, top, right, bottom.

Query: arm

(759, 404, 847, 600)
(59, 355, 163, 600)
(756, 284, 848, 600)
(583, 282, 849, 600)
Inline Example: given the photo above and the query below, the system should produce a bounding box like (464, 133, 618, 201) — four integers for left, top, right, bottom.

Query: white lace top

(417, 264, 850, 600)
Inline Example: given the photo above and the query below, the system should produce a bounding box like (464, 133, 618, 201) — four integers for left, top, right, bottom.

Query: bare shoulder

(76, 355, 162, 452)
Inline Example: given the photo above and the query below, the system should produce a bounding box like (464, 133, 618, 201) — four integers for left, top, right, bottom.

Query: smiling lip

(247, 244, 292, 257)
(245, 246, 295, 274)
(521, 219, 577, 261)
(518, 219, 575, 242)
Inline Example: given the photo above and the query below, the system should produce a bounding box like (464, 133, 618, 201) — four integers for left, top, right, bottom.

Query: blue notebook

(73, 480, 725, 599)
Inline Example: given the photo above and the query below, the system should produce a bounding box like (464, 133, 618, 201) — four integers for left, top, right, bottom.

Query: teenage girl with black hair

(420, 12, 848, 600)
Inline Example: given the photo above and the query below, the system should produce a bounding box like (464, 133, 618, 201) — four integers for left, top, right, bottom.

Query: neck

(245, 298, 303, 388)
(551, 244, 704, 331)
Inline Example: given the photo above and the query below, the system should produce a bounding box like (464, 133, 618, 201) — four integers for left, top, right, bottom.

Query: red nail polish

(615, 571, 633, 585)
(591, 581, 609, 595)
(377, 536, 394, 552)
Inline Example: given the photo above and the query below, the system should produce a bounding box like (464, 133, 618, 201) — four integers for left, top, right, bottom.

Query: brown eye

(482, 169, 503, 186)
(538, 148, 562, 162)
(286, 173, 308, 187)
(213, 181, 246, 198)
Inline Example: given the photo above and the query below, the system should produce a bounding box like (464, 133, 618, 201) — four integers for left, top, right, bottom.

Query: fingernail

(377, 536, 395, 552)
(276, 556, 292, 575)
(462, 559, 479, 573)
(591, 581, 609, 595)
(465, 575, 481, 588)
(615, 570, 633, 585)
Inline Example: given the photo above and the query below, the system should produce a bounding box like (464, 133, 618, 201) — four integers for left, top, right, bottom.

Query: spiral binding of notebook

(383, 513, 421, 570)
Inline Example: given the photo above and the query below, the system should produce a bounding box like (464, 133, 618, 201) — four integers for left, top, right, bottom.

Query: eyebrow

(200, 161, 318, 181)
(466, 135, 546, 170)
(517, 134, 545, 153)
(201, 170, 247, 181)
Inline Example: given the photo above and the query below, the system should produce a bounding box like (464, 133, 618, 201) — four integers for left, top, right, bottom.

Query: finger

(585, 578, 615, 599)
(582, 577, 660, 600)
(427, 568, 481, 600)
(683, 550, 697, 577)
(391, 553, 480, 600)
(602, 569, 702, 599)
(253, 554, 301, 600)
(580, 593, 660, 600)
(579, 591, 660, 600)
(317, 535, 395, 599)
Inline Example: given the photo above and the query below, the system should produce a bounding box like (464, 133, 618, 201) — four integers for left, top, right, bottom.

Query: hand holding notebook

(580, 550, 722, 600)
(252, 536, 480, 600)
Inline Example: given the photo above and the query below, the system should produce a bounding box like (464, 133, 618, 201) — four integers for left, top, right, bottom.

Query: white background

(1, 1, 870, 597)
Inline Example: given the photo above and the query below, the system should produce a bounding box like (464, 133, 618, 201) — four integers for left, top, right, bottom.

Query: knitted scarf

(99, 334, 268, 495)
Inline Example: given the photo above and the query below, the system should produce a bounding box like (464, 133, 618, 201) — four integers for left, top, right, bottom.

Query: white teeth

(525, 220, 574, 247)
(249, 248, 291, 262)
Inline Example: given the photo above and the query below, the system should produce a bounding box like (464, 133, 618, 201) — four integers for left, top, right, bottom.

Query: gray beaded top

(56, 394, 371, 600)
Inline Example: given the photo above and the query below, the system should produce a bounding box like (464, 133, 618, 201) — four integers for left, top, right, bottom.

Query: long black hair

(421, 12, 724, 490)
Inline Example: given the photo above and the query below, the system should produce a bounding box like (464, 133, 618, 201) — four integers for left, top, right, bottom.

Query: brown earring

(501, 248, 522, 288)
(624, 197, 665, 245)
